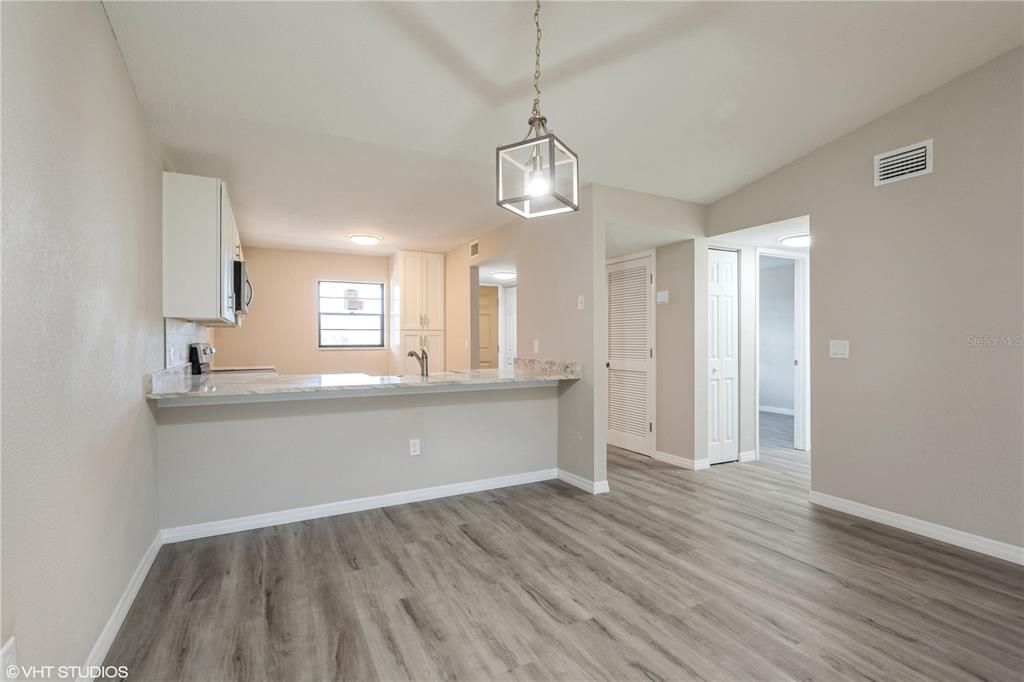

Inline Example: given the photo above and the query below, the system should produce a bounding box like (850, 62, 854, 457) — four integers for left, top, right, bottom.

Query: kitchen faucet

(407, 348, 429, 377)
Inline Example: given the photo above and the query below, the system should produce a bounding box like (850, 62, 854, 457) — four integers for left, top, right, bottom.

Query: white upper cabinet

(162, 172, 237, 325)
(389, 251, 445, 374)
(422, 253, 445, 331)
(394, 251, 445, 330)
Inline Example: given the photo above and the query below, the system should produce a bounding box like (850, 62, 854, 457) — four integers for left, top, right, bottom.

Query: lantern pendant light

(496, 0, 579, 218)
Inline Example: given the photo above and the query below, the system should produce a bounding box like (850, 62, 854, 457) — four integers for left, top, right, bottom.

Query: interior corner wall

(654, 241, 697, 459)
(444, 243, 471, 371)
(2, 1, 164, 666)
(708, 48, 1024, 546)
(517, 186, 606, 483)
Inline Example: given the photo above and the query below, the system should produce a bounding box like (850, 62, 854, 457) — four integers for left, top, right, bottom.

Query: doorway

(757, 249, 810, 452)
(606, 251, 655, 457)
(478, 285, 499, 369)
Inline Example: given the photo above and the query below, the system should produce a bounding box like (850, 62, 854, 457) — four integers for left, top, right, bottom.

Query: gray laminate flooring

(104, 444, 1023, 681)
(760, 410, 796, 451)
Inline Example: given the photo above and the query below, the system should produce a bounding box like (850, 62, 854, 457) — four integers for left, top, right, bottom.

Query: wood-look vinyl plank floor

(105, 434, 1023, 681)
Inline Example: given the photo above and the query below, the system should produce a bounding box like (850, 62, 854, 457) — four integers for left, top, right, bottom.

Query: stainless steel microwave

(233, 260, 253, 314)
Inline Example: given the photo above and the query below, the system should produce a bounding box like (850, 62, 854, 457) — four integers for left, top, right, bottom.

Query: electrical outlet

(533, 340, 540, 354)
(409, 439, 421, 456)
(577, 295, 585, 311)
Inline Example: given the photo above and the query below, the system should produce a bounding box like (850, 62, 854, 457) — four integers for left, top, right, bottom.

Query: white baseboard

(557, 469, 609, 494)
(79, 533, 162, 681)
(654, 451, 710, 471)
(162, 468, 560, 543)
(739, 449, 757, 463)
(809, 491, 1024, 566)
(760, 406, 794, 416)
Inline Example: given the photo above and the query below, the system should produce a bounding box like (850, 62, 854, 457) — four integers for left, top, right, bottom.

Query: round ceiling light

(491, 271, 516, 281)
(779, 233, 811, 248)
(348, 234, 382, 246)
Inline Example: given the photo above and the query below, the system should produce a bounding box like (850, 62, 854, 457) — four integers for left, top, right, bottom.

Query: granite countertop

(147, 359, 581, 407)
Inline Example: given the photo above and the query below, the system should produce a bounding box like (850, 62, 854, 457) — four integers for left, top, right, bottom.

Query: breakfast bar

(147, 360, 581, 407)
(148, 359, 582, 538)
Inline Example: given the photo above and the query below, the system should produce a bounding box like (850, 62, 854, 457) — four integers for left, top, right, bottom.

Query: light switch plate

(656, 290, 670, 304)
(829, 340, 850, 359)
(577, 295, 585, 311)
(409, 439, 420, 456)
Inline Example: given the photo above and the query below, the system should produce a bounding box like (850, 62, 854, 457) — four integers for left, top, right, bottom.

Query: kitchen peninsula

(148, 360, 582, 542)
(148, 361, 580, 406)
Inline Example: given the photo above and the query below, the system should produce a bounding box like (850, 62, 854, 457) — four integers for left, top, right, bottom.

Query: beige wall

(654, 241, 697, 459)
(214, 247, 390, 375)
(443, 188, 608, 483)
(709, 48, 1024, 546)
(444, 242, 473, 370)
(519, 187, 607, 482)
(2, 1, 164, 665)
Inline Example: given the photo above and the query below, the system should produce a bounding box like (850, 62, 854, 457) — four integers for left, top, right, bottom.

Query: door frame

(497, 284, 517, 370)
(478, 284, 500, 370)
(755, 248, 810, 452)
(605, 249, 657, 457)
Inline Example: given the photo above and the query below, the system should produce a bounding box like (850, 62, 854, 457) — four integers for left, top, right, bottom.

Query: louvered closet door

(607, 255, 654, 456)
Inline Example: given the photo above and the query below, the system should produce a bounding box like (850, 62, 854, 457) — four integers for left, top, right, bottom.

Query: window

(317, 281, 385, 348)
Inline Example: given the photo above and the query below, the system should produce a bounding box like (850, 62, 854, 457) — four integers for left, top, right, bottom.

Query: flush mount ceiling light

(348, 234, 382, 246)
(779, 233, 811, 247)
(491, 271, 517, 281)
(496, 0, 578, 219)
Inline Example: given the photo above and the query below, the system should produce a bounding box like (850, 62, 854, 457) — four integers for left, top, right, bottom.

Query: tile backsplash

(165, 319, 214, 368)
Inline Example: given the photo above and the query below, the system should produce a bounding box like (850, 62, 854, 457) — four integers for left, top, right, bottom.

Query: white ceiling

(716, 215, 810, 252)
(105, 2, 1022, 254)
(477, 254, 517, 286)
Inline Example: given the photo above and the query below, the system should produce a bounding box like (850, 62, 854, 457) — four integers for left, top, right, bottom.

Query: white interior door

(607, 255, 654, 456)
(708, 249, 739, 464)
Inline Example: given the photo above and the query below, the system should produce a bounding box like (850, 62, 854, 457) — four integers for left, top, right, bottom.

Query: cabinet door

(423, 331, 444, 371)
(422, 253, 445, 330)
(400, 252, 424, 329)
(219, 184, 237, 325)
(401, 331, 425, 375)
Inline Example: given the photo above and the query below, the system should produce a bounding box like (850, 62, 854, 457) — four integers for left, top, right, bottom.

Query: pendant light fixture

(496, 0, 578, 218)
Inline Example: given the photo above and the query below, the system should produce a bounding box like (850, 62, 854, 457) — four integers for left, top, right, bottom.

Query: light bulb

(348, 234, 382, 246)
(779, 234, 810, 247)
(527, 171, 550, 197)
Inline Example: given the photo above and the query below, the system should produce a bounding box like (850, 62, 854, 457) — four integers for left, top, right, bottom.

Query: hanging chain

(532, 0, 542, 119)
(525, 0, 549, 138)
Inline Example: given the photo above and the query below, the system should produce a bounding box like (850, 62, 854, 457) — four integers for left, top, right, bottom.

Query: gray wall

(709, 48, 1023, 546)
(655, 241, 696, 459)
(157, 389, 558, 527)
(759, 259, 795, 412)
(444, 187, 608, 484)
(2, 1, 164, 664)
